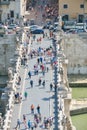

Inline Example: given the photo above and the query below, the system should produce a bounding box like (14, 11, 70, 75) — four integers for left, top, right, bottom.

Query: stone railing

(3, 91, 14, 130)
(2, 42, 23, 130)
(2, 31, 30, 129)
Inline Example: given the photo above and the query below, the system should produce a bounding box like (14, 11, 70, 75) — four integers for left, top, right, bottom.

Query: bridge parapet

(2, 33, 24, 130)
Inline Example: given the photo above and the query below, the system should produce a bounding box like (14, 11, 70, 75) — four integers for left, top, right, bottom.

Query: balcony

(0, 0, 10, 5)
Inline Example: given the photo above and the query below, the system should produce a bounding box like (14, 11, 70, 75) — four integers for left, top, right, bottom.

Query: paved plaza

(10, 32, 55, 130)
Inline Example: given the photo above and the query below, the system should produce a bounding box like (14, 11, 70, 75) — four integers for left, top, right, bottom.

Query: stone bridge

(0, 30, 75, 130)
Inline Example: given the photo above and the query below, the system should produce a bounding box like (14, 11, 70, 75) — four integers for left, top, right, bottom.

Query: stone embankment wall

(70, 107, 87, 116)
(62, 34, 87, 74)
(0, 34, 17, 75)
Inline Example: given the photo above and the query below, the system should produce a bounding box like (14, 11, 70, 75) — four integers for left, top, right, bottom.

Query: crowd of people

(13, 0, 59, 129)
(14, 31, 56, 129)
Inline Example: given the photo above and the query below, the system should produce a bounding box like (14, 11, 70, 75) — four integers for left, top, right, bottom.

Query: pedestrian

(38, 78, 42, 86)
(34, 121, 37, 128)
(24, 91, 28, 99)
(37, 58, 40, 64)
(46, 66, 49, 72)
(18, 76, 21, 85)
(23, 114, 26, 123)
(50, 83, 53, 91)
(28, 120, 31, 129)
(19, 93, 22, 103)
(16, 92, 19, 102)
(30, 80, 33, 88)
(40, 56, 43, 63)
(31, 122, 34, 130)
(16, 119, 21, 129)
(33, 35, 36, 41)
(42, 80, 45, 88)
(28, 71, 31, 78)
(31, 104, 34, 114)
(37, 104, 40, 114)
(39, 113, 42, 122)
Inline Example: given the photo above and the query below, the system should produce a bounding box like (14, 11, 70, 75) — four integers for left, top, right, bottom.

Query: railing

(3, 91, 14, 130)
(2, 34, 24, 130)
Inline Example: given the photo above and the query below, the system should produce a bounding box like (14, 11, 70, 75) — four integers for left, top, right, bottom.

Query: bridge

(0, 0, 74, 129)
(0, 28, 75, 130)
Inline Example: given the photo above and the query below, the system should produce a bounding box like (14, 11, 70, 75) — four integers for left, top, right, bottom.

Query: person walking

(42, 80, 45, 88)
(28, 120, 31, 129)
(31, 122, 34, 130)
(50, 83, 53, 91)
(31, 104, 34, 114)
(23, 114, 27, 129)
(46, 66, 49, 72)
(24, 91, 28, 99)
(15, 119, 21, 129)
(38, 78, 42, 86)
(23, 114, 26, 123)
(37, 104, 40, 114)
(30, 80, 33, 88)
(28, 71, 31, 78)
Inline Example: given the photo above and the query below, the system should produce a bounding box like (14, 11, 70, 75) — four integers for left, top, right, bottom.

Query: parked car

(7, 24, 20, 31)
(31, 28, 44, 34)
(29, 25, 42, 31)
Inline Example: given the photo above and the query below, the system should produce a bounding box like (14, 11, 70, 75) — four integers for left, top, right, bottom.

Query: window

(7, 13, 10, 19)
(16, 13, 19, 19)
(80, 4, 84, 8)
(62, 15, 69, 21)
(78, 15, 84, 23)
(63, 4, 68, 9)
(10, 10, 14, 18)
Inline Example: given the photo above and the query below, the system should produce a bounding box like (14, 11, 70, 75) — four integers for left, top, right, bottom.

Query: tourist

(28, 120, 31, 129)
(42, 80, 45, 88)
(37, 104, 40, 114)
(24, 91, 28, 99)
(23, 114, 26, 123)
(31, 122, 35, 130)
(30, 80, 33, 88)
(50, 83, 53, 91)
(28, 71, 31, 78)
(31, 104, 34, 114)
(16, 119, 21, 129)
(38, 78, 42, 86)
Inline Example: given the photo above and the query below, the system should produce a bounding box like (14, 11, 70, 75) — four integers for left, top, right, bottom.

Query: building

(59, 0, 87, 23)
(0, 0, 27, 23)
(62, 34, 87, 74)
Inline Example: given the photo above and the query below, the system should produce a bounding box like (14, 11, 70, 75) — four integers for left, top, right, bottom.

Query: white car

(29, 25, 42, 31)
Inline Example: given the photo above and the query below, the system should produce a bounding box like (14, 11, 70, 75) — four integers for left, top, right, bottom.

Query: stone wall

(70, 107, 87, 116)
(62, 34, 87, 74)
(0, 34, 16, 75)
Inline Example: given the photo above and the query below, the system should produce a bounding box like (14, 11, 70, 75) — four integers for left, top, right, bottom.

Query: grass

(71, 114, 87, 130)
(72, 87, 87, 99)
